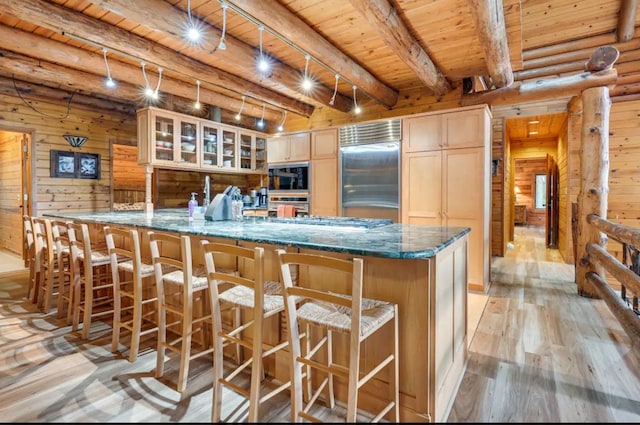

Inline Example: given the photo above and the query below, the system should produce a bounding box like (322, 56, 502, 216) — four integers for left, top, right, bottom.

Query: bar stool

(276, 250, 399, 423)
(52, 219, 74, 322)
(32, 217, 68, 314)
(23, 215, 40, 303)
(149, 231, 214, 393)
(105, 226, 158, 362)
(68, 222, 113, 339)
(201, 241, 292, 422)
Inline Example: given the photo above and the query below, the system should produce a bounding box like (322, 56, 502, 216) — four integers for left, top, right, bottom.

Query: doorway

(0, 129, 32, 267)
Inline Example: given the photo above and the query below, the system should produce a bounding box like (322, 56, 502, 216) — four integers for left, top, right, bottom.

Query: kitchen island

(45, 209, 470, 422)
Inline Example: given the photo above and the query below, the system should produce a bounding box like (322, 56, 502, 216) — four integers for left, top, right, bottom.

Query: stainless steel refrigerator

(339, 119, 401, 222)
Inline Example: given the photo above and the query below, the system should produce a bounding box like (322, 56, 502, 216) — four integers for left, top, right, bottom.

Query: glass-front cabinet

(221, 128, 237, 170)
(201, 123, 220, 169)
(239, 131, 268, 172)
(137, 106, 267, 174)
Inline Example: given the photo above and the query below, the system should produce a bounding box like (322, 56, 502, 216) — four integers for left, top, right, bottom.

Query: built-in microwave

(268, 162, 310, 192)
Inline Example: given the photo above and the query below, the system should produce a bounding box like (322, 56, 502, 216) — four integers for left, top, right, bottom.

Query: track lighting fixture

(235, 95, 245, 120)
(353, 85, 361, 114)
(329, 74, 339, 105)
(277, 110, 287, 132)
(302, 54, 313, 92)
(102, 48, 116, 89)
(218, 2, 228, 50)
(257, 25, 270, 73)
(257, 102, 265, 129)
(141, 62, 162, 100)
(194, 80, 201, 109)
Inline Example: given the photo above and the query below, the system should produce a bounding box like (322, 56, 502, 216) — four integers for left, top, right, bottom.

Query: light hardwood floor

(1, 226, 638, 422)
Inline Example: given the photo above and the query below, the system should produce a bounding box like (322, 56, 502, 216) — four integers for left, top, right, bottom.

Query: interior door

(21, 133, 32, 264)
(546, 154, 559, 248)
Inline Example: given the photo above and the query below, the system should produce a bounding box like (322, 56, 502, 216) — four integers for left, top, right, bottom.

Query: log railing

(583, 214, 640, 356)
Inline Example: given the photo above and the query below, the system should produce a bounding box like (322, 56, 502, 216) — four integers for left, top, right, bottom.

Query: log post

(144, 164, 154, 218)
(575, 86, 610, 297)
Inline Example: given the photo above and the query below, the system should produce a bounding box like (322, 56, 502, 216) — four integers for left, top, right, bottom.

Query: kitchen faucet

(203, 175, 211, 207)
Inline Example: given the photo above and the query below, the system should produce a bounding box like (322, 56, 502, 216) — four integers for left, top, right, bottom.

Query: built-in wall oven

(267, 162, 310, 216)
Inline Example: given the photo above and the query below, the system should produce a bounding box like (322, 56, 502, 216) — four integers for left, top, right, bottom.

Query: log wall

(0, 91, 137, 217)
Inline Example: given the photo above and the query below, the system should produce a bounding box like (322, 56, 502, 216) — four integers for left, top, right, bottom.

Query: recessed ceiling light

(528, 120, 540, 124)
(529, 131, 538, 135)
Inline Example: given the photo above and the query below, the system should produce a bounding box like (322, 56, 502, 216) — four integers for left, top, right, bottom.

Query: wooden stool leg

(177, 302, 193, 393)
(81, 265, 94, 339)
(248, 306, 264, 422)
(111, 280, 122, 354)
(346, 330, 361, 422)
(129, 290, 142, 362)
(211, 306, 224, 423)
(391, 310, 400, 422)
(327, 329, 335, 408)
(155, 299, 167, 379)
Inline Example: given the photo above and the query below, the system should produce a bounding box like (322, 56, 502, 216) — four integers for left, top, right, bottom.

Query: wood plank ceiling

(0, 0, 638, 136)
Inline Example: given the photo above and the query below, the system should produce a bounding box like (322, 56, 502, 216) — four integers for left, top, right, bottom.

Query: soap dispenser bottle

(188, 192, 198, 221)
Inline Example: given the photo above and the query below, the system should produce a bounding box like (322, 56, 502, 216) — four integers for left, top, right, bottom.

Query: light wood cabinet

(310, 128, 338, 217)
(267, 132, 310, 163)
(311, 128, 339, 158)
(403, 107, 486, 153)
(402, 105, 491, 292)
(138, 108, 201, 169)
(137, 106, 267, 174)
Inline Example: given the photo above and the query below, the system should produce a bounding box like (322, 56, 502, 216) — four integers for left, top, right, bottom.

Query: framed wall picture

(50, 150, 101, 179)
(50, 150, 76, 178)
(78, 152, 100, 179)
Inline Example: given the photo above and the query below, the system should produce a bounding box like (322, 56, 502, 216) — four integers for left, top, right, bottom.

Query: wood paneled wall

(0, 91, 137, 217)
(513, 157, 549, 226)
(556, 122, 572, 264)
(153, 169, 264, 209)
(111, 144, 145, 204)
(0, 131, 22, 254)
(491, 117, 506, 257)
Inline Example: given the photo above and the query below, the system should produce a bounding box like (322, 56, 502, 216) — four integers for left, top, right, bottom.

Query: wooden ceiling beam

(86, 0, 354, 113)
(617, 0, 639, 42)
(0, 0, 314, 118)
(0, 74, 136, 116)
(465, 0, 514, 88)
(224, 0, 398, 109)
(461, 69, 618, 107)
(0, 25, 284, 122)
(347, 0, 451, 96)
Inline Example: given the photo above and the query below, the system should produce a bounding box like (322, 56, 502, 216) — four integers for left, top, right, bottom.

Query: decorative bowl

(182, 142, 196, 152)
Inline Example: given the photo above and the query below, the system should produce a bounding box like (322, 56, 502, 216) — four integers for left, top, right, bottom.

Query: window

(535, 174, 547, 209)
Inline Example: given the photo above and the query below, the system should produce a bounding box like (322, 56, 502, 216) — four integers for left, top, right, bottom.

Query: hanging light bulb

(184, 0, 203, 44)
(353, 85, 361, 114)
(102, 48, 116, 89)
(194, 80, 201, 109)
(235, 95, 245, 120)
(218, 2, 228, 50)
(301, 54, 313, 92)
(256, 102, 266, 129)
(329, 74, 339, 105)
(277, 110, 287, 132)
(257, 25, 270, 74)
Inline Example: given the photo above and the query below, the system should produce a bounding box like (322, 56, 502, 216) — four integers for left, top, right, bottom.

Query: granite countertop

(44, 209, 470, 259)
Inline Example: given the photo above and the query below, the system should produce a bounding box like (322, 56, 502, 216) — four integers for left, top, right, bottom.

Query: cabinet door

(177, 118, 200, 167)
(402, 151, 442, 225)
(152, 113, 176, 164)
(288, 132, 310, 162)
(443, 109, 484, 149)
(311, 128, 338, 159)
(239, 131, 253, 171)
(221, 128, 238, 169)
(311, 157, 338, 217)
(254, 136, 267, 172)
(403, 114, 442, 153)
(201, 123, 220, 169)
(443, 147, 485, 289)
(267, 137, 289, 163)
